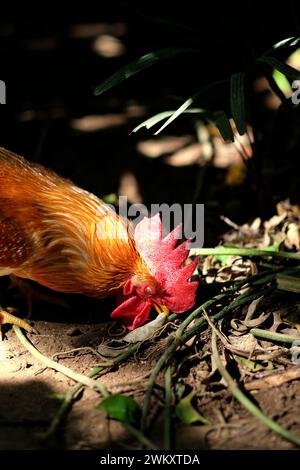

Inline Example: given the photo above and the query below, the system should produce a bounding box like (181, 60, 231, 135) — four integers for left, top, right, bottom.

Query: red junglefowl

(0, 147, 198, 333)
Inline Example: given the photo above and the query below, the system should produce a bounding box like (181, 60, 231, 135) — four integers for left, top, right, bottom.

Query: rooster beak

(153, 302, 169, 316)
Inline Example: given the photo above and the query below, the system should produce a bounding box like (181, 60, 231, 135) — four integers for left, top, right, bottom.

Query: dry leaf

(123, 313, 167, 343)
(245, 367, 300, 391)
(286, 223, 300, 250)
(228, 333, 257, 353)
(244, 295, 264, 321)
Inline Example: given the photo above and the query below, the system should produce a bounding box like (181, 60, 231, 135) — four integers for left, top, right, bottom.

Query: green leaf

(153, 80, 227, 135)
(213, 110, 234, 142)
(154, 96, 194, 135)
(175, 391, 209, 425)
(272, 69, 292, 96)
(131, 108, 204, 134)
(94, 47, 197, 96)
(230, 72, 246, 135)
(99, 394, 141, 424)
(257, 56, 300, 81)
(48, 393, 66, 402)
(264, 36, 300, 55)
(235, 355, 273, 371)
(265, 70, 288, 101)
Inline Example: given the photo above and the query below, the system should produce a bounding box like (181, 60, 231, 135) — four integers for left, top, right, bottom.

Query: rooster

(0, 147, 198, 333)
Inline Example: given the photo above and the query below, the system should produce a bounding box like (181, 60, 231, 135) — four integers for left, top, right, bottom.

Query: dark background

(0, 1, 300, 239)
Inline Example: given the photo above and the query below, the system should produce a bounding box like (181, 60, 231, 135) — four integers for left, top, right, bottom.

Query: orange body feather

(0, 147, 152, 297)
(0, 147, 199, 330)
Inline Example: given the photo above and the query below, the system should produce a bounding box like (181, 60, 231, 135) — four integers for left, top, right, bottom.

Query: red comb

(134, 214, 199, 313)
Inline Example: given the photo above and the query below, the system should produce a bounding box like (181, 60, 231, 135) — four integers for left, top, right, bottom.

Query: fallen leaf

(175, 391, 209, 425)
(264, 214, 286, 230)
(245, 295, 265, 321)
(228, 333, 258, 353)
(99, 394, 141, 424)
(123, 313, 167, 343)
(245, 367, 300, 391)
(286, 223, 300, 250)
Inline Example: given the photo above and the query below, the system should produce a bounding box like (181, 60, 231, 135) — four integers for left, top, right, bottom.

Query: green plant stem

(113, 341, 142, 365)
(190, 247, 300, 260)
(211, 329, 300, 447)
(176, 293, 227, 338)
(95, 341, 143, 374)
(250, 328, 298, 344)
(14, 325, 109, 397)
(164, 367, 173, 450)
(181, 282, 275, 341)
(39, 367, 102, 440)
(14, 326, 157, 449)
(176, 270, 278, 338)
(123, 423, 158, 450)
(169, 269, 285, 327)
(141, 283, 276, 432)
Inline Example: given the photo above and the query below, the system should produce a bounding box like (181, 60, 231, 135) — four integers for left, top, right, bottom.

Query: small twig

(52, 346, 104, 361)
(245, 367, 300, 391)
(13, 326, 109, 397)
(164, 366, 173, 450)
(211, 329, 300, 447)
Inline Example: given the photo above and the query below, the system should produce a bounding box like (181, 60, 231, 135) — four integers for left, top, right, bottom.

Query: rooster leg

(9, 275, 69, 316)
(0, 306, 34, 339)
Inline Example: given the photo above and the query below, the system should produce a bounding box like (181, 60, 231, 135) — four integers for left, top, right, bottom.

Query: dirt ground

(1, 297, 300, 451)
(1, 15, 300, 452)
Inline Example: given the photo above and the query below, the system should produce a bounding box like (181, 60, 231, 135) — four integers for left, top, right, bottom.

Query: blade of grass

(230, 72, 247, 135)
(263, 36, 300, 55)
(190, 246, 300, 260)
(257, 56, 300, 81)
(154, 80, 227, 135)
(265, 71, 288, 101)
(94, 47, 198, 96)
(131, 108, 204, 133)
(154, 97, 194, 135)
(13, 326, 109, 397)
(141, 283, 276, 432)
(164, 366, 173, 450)
(14, 326, 157, 449)
(211, 329, 300, 447)
(276, 273, 300, 293)
(212, 110, 234, 142)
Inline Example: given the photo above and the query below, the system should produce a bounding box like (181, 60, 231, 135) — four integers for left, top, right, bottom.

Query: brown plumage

(0, 147, 149, 297)
(0, 147, 199, 332)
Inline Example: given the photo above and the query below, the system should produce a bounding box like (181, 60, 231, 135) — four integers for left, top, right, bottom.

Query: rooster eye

(145, 286, 154, 296)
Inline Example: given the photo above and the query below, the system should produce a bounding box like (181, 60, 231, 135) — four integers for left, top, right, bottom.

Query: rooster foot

(0, 305, 35, 340)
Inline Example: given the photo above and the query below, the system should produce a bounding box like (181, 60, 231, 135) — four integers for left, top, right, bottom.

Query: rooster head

(111, 213, 199, 330)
